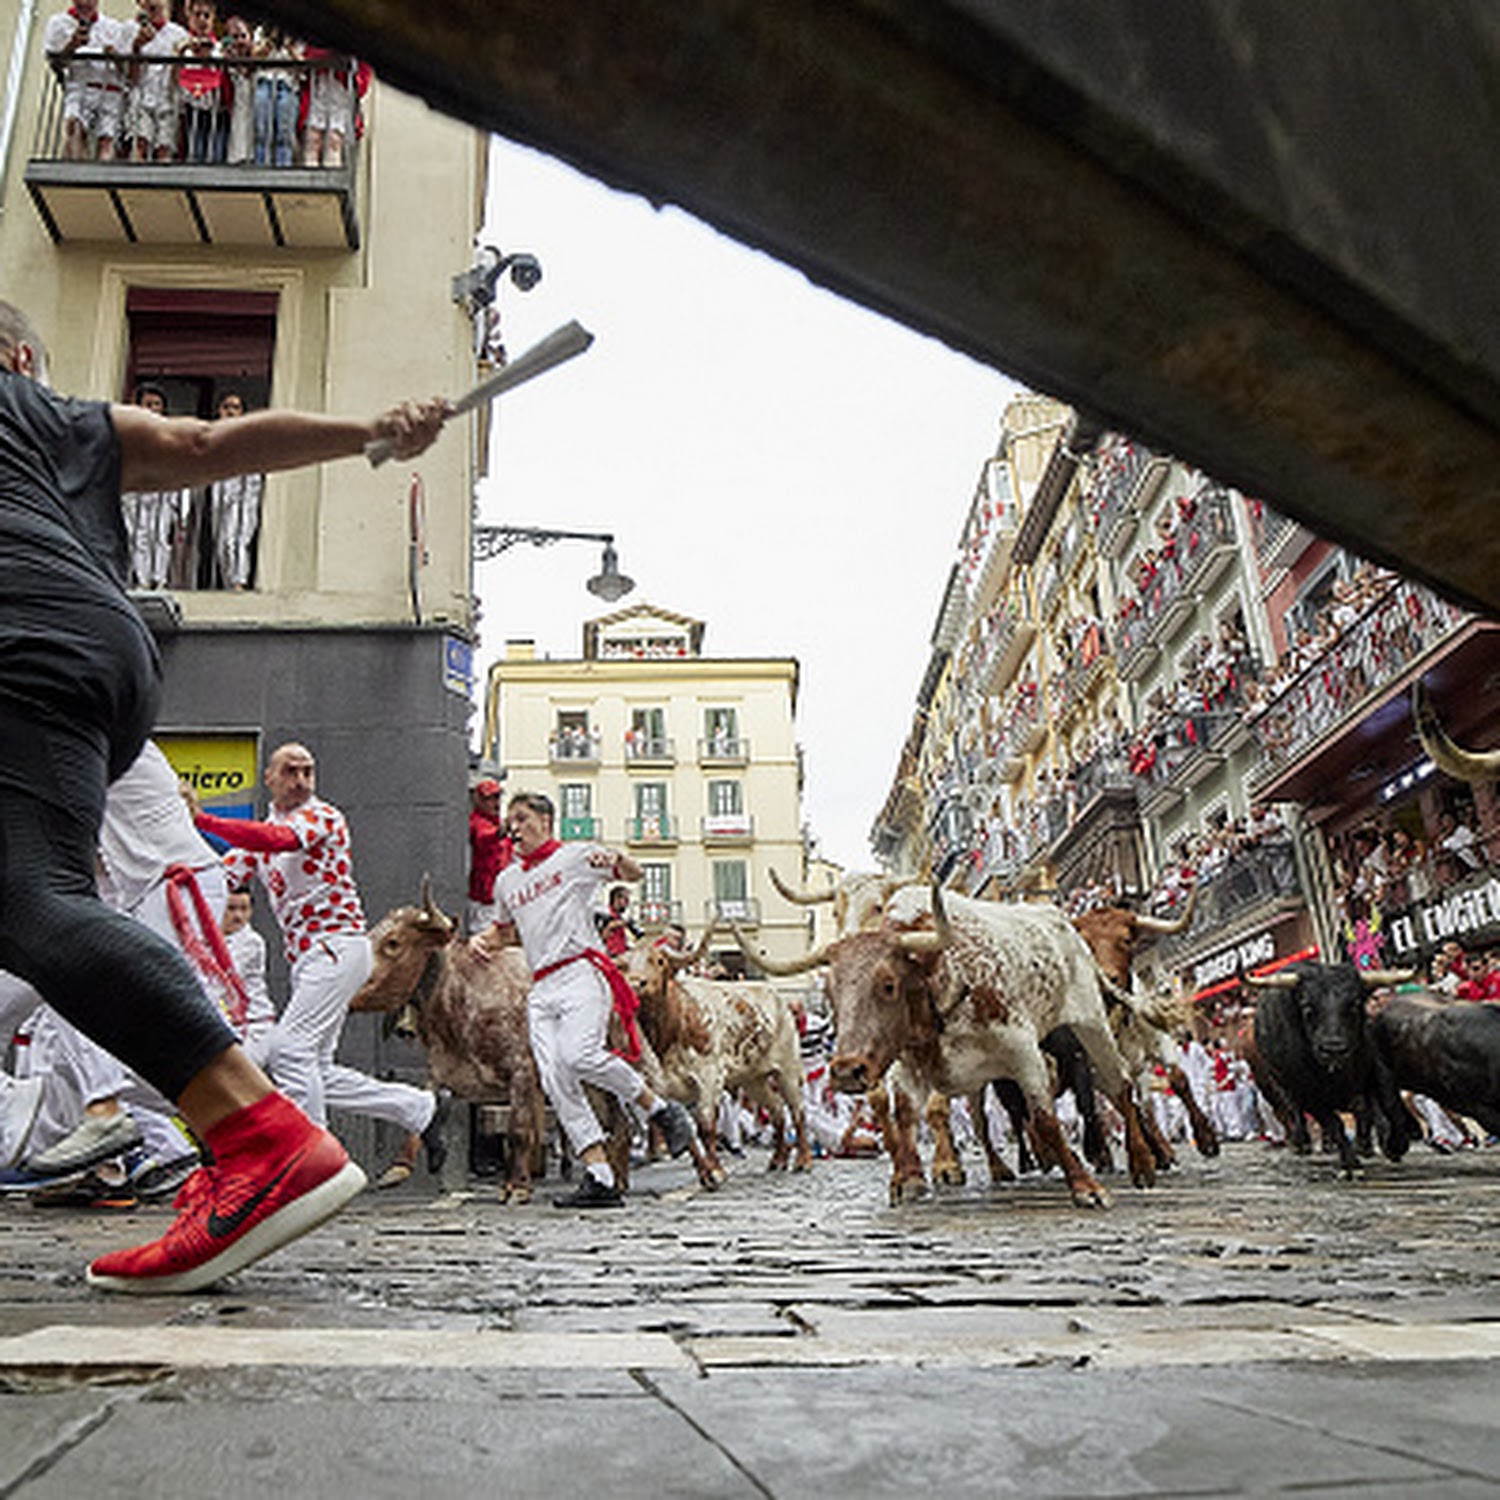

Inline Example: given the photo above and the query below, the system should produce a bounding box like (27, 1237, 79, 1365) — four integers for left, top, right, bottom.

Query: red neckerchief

(519, 838, 561, 871)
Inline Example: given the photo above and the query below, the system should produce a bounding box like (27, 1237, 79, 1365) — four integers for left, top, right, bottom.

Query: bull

(1371, 991, 1500, 1139)
(744, 884, 1158, 1206)
(619, 938, 810, 1184)
(351, 882, 628, 1202)
(1072, 896, 1220, 1163)
(1247, 961, 1416, 1175)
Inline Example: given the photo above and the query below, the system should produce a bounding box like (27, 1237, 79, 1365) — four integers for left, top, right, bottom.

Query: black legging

(0, 704, 234, 1102)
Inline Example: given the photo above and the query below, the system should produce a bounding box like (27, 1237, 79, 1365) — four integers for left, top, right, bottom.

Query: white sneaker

(0, 1076, 44, 1168)
(26, 1110, 143, 1175)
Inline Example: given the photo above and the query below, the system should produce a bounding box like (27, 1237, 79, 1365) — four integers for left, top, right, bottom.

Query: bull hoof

(792, 1155, 812, 1173)
(1130, 1163, 1156, 1189)
(767, 1154, 790, 1172)
(932, 1163, 966, 1187)
(889, 1175, 929, 1205)
(1071, 1183, 1111, 1209)
(1194, 1132, 1221, 1158)
(501, 1183, 533, 1206)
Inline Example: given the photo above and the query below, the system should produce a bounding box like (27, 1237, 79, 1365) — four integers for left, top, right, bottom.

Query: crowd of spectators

(45, 1, 367, 169)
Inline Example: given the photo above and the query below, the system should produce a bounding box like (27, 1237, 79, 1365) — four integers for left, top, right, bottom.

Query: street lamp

(473, 524, 635, 603)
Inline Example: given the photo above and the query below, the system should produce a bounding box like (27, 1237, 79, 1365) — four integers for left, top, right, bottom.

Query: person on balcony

(119, 383, 184, 590)
(251, 24, 301, 167)
(121, 0, 186, 162)
(44, 0, 125, 161)
(177, 0, 224, 165)
(220, 15, 255, 164)
(207, 390, 262, 589)
(301, 47, 368, 168)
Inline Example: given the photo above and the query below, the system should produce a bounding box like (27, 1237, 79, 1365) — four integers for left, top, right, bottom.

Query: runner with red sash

(471, 791, 695, 1208)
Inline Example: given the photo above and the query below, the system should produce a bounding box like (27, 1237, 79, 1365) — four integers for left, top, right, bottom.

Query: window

(713, 861, 748, 902)
(121, 288, 275, 592)
(639, 863, 674, 923)
(627, 706, 670, 758)
(708, 780, 743, 816)
(559, 784, 594, 840)
(705, 707, 738, 743)
(633, 782, 672, 840)
(553, 711, 594, 759)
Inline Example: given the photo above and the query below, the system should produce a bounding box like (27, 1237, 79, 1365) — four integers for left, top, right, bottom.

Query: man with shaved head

(193, 741, 443, 1165)
(0, 298, 447, 1292)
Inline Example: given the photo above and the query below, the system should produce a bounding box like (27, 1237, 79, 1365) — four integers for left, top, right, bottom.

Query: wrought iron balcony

(1151, 839, 1304, 965)
(638, 898, 684, 929)
(701, 813, 755, 843)
(549, 732, 601, 767)
(1248, 580, 1468, 788)
(706, 896, 761, 927)
(558, 816, 602, 842)
(698, 736, 750, 765)
(627, 815, 679, 846)
(624, 736, 675, 765)
(27, 54, 361, 247)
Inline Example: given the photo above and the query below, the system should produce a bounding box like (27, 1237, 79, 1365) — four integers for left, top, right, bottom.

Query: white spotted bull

(747, 884, 1159, 1206)
(619, 939, 811, 1184)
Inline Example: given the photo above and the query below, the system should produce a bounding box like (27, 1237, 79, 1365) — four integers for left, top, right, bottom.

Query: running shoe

(129, 1152, 202, 1202)
(551, 1173, 624, 1209)
(32, 1168, 138, 1210)
(26, 1111, 142, 1176)
(86, 1092, 365, 1295)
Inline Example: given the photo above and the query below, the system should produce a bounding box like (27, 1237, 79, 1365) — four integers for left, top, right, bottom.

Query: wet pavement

(2, 1139, 1499, 1497)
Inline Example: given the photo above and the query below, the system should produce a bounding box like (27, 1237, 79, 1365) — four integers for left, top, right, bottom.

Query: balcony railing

(706, 896, 761, 928)
(638, 898, 684, 929)
(27, 53, 361, 247)
(702, 813, 755, 843)
(1248, 500, 1310, 571)
(627, 815, 679, 846)
(1151, 839, 1304, 965)
(624, 736, 675, 764)
(549, 732, 600, 766)
(559, 816, 601, 842)
(1248, 580, 1468, 786)
(699, 736, 750, 765)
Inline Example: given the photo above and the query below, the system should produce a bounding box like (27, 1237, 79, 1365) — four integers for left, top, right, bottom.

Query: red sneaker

(86, 1093, 365, 1294)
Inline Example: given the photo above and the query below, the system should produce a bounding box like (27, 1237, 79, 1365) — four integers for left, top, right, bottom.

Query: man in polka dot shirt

(193, 742, 441, 1160)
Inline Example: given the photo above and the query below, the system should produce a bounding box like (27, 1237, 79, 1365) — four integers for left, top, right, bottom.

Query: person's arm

(111, 397, 449, 493)
(587, 848, 642, 881)
(468, 920, 519, 964)
(194, 809, 301, 854)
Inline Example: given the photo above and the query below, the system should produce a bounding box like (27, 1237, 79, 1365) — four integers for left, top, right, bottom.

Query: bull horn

(1243, 970, 1300, 989)
(1134, 885, 1198, 935)
(417, 874, 454, 936)
(728, 923, 835, 976)
(666, 923, 716, 971)
(1413, 681, 1500, 782)
(1360, 967, 1417, 989)
(898, 881, 954, 957)
(769, 867, 835, 906)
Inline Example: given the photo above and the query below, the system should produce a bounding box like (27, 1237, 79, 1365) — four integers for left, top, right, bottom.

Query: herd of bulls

(345, 862, 1500, 1211)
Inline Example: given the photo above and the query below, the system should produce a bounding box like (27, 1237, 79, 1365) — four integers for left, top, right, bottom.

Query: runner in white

(472, 790, 694, 1208)
(193, 742, 442, 1163)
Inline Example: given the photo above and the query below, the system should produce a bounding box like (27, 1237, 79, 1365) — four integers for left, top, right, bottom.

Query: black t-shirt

(0, 370, 160, 760)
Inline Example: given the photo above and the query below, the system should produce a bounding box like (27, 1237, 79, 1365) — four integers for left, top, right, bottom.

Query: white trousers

(527, 963, 645, 1154)
(270, 932, 434, 1134)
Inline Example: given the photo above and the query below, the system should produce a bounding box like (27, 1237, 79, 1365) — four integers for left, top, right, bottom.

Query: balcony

(699, 736, 750, 766)
(638, 898, 684, 929)
(627, 815, 680, 847)
(27, 56, 361, 248)
(559, 816, 602, 841)
(1152, 840, 1304, 966)
(1249, 579, 1469, 790)
(702, 813, 755, 844)
(1249, 500, 1312, 572)
(706, 896, 761, 928)
(549, 732, 601, 768)
(624, 736, 675, 767)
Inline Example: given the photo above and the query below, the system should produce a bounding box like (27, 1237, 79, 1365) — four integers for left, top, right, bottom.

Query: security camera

(507, 253, 542, 293)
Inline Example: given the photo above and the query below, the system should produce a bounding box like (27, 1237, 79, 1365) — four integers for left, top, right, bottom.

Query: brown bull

(620, 939, 811, 1185)
(351, 883, 627, 1202)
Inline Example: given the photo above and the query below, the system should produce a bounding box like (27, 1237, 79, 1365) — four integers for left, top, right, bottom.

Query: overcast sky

(472, 138, 1021, 869)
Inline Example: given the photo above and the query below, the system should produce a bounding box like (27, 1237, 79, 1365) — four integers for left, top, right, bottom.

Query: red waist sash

(532, 947, 643, 1064)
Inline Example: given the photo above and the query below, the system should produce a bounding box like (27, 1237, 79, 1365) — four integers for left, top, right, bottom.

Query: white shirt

(44, 11, 122, 87)
(120, 17, 188, 105)
(493, 842, 614, 973)
(225, 795, 366, 964)
(98, 741, 220, 913)
(224, 922, 275, 1028)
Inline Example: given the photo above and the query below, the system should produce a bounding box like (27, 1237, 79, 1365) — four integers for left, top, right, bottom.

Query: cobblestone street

(3, 1141, 1499, 1497)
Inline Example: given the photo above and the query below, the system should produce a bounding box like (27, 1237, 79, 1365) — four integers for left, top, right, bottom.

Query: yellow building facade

(482, 605, 810, 965)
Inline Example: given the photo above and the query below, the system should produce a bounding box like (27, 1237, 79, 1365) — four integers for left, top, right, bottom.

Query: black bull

(1372, 991, 1500, 1138)
(1249, 961, 1415, 1174)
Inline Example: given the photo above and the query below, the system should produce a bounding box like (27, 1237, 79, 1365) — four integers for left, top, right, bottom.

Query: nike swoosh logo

(207, 1153, 302, 1238)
